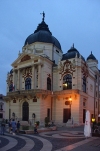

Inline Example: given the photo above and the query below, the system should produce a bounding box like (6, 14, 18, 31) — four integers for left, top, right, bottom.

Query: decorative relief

(47, 74, 51, 78)
(22, 67, 32, 79)
(7, 72, 13, 86)
(42, 94, 48, 99)
(90, 84, 93, 92)
(59, 59, 76, 78)
(21, 55, 31, 62)
(34, 60, 38, 63)
(81, 62, 89, 77)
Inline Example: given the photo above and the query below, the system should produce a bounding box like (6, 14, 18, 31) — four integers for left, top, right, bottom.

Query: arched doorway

(22, 102, 29, 121)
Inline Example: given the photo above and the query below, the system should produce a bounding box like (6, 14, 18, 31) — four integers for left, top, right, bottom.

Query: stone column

(13, 69, 15, 90)
(17, 69, 20, 90)
(38, 64, 41, 89)
(32, 65, 35, 89)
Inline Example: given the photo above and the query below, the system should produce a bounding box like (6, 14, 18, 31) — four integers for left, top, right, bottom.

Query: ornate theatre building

(4, 13, 100, 126)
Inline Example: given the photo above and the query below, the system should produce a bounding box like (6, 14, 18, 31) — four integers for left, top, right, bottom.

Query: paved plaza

(0, 126, 100, 151)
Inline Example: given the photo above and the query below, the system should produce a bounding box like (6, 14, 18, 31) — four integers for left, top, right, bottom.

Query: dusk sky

(0, 0, 100, 95)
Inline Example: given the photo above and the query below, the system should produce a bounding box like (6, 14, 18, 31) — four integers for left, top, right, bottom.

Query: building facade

(0, 94, 6, 120)
(4, 14, 100, 126)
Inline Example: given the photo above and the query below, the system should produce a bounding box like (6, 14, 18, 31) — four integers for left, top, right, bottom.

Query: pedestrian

(8, 119, 12, 133)
(17, 121, 20, 134)
(34, 123, 38, 134)
(1, 119, 6, 135)
(11, 119, 16, 135)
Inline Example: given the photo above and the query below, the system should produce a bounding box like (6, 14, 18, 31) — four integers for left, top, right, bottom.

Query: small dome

(24, 20, 61, 50)
(87, 51, 97, 61)
(62, 44, 85, 61)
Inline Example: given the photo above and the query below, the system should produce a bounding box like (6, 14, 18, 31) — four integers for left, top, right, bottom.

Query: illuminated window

(63, 74, 72, 90)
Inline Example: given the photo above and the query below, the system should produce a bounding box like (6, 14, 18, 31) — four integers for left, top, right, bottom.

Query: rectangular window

(0, 113, 3, 118)
(13, 99, 16, 103)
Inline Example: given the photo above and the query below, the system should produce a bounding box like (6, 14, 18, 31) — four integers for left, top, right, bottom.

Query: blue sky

(0, 0, 100, 95)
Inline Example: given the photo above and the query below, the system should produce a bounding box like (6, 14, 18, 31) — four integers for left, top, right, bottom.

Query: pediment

(20, 55, 31, 62)
(11, 53, 32, 67)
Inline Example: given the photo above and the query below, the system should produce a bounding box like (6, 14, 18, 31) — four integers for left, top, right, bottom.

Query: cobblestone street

(0, 126, 100, 151)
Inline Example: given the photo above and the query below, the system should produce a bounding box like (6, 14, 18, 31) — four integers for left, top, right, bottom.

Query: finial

(40, 11, 45, 21)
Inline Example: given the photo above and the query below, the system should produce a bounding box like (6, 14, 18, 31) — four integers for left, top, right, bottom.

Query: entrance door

(22, 102, 29, 121)
(83, 109, 86, 123)
(63, 108, 70, 123)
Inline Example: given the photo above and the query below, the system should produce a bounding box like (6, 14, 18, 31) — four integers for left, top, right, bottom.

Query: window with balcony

(63, 74, 72, 90)
(25, 78, 31, 90)
(9, 84, 13, 92)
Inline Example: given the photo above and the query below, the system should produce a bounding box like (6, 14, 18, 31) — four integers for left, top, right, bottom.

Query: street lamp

(92, 117, 96, 132)
(69, 96, 72, 119)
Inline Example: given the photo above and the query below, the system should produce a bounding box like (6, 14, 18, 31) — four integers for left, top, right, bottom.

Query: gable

(20, 55, 31, 62)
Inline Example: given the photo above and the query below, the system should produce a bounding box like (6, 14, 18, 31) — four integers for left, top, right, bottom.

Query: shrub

(35, 121, 40, 126)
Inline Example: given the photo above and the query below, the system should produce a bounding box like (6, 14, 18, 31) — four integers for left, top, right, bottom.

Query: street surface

(0, 125, 100, 151)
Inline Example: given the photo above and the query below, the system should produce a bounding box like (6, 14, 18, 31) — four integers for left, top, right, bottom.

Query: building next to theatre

(4, 13, 100, 126)
(0, 94, 6, 120)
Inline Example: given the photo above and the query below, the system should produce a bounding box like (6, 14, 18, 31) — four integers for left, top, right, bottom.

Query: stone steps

(20, 121, 30, 126)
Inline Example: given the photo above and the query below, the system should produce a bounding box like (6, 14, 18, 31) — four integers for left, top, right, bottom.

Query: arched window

(9, 84, 13, 92)
(25, 78, 31, 90)
(83, 76, 86, 93)
(47, 77, 51, 90)
(63, 74, 72, 90)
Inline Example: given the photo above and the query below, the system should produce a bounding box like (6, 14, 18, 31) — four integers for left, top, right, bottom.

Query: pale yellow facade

(4, 18, 100, 126)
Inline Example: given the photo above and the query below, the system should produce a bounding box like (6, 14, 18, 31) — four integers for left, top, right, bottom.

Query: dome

(24, 20, 61, 50)
(87, 51, 97, 61)
(62, 44, 85, 61)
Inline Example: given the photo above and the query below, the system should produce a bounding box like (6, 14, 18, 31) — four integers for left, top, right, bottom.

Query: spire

(73, 43, 74, 48)
(40, 11, 45, 21)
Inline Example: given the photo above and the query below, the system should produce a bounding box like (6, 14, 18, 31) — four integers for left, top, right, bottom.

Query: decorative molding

(22, 67, 32, 79)
(59, 59, 76, 78)
(42, 94, 48, 99)
(81, 62, 89, 77)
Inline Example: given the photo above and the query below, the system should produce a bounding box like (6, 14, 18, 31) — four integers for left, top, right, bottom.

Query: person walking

(34, 123, 38, 134)
(17, 121, 20, 134)
(1, 119, 6, 135)
(8, 119, 12, 133)
(11, 119, 16, 135)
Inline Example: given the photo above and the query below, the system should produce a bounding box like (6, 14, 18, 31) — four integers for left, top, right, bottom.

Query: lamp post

(69, 96, 72, 119)
(92, 117, 96, 133)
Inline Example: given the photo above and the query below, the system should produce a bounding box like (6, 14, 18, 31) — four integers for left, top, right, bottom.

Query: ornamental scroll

(81, 62, 89, 77)
(22, 67, 32, 79)
(59, 59, 76, 78)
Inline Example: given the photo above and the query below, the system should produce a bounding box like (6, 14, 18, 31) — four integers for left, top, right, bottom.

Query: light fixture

(69, 96, 72, 105)
(63, 83, 67, 87)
